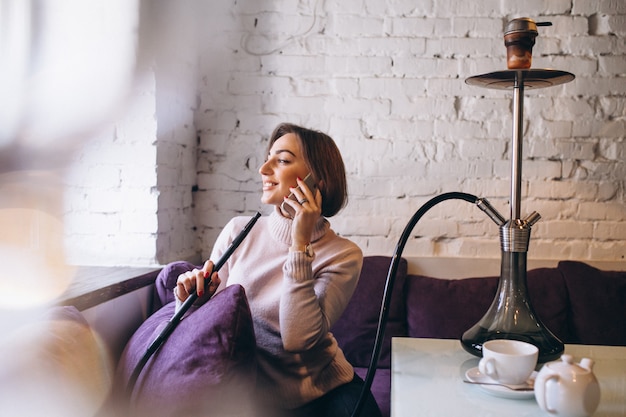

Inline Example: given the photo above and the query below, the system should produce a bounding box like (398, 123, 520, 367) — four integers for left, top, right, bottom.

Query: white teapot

(534, 354, 601, 417)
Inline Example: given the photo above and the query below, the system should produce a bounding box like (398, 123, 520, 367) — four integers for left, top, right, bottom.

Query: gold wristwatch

(292, 243, 314, 257)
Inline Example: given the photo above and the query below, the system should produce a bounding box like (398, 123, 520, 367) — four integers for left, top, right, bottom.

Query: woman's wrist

(289, 242, 314, 257)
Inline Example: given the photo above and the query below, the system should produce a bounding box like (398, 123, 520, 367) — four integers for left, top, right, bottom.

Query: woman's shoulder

(319, 228, 363, 259)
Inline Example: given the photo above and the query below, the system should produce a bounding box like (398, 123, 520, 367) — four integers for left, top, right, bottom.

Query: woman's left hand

(286, 177, 322, 251)
(175, 260, 221, 305)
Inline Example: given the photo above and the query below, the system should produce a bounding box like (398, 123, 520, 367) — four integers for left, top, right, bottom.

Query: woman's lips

(262, 181, 278, 191)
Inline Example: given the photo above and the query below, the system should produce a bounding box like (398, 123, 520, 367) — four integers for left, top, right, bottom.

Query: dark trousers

(259, 373, 382, 417)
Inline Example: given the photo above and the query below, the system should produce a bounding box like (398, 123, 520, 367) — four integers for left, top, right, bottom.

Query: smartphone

(280, 173, 317, 218)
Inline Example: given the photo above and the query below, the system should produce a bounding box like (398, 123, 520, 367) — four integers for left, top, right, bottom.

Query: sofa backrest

(331, 256, 408, 369)
(332, 256, 626, 373)
(558, 261, 626, 346)
(405, 267, 574, 343)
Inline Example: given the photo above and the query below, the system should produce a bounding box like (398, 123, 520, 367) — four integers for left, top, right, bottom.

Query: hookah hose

(350, 192, 499, 417)
(125, 211, 261, 399)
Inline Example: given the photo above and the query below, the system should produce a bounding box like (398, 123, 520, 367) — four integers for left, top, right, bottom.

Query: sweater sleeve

(279, 239, 363, 352)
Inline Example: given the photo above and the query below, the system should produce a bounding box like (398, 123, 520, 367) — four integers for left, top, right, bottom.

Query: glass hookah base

(460, 326, 564, 363)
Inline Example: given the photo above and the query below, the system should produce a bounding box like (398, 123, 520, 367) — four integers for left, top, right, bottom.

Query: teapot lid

(547, 354, 594, 375)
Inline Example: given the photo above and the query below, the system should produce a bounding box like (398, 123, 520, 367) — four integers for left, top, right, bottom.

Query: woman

(174, 123, 381, 417)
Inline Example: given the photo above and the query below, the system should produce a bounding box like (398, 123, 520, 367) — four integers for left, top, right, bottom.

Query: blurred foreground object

(0, 306, 113, 417)
(0, 0, 144, 309)
(0, 0, 140, 171)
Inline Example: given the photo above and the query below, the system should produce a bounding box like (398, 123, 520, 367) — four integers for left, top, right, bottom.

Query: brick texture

(63, 1, 625, 265)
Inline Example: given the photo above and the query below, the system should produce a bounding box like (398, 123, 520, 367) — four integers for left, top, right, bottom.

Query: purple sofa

(330, 256, 626, 417)
(106, 257, 625, 417)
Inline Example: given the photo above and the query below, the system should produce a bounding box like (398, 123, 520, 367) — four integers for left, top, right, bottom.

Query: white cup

(478, 340, 538, 385)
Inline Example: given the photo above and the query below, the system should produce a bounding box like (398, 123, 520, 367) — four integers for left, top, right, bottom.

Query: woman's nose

(259, 160, 271, 175)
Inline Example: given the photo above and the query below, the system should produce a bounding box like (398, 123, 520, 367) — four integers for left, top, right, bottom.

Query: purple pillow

(331, 256, 408, 369)
(406, 268, 572, 342)
(406, 274, 498, 339)
(115, 284, 257, 417)
(559, 261, 626, 346)
(526, 268, 573, 343)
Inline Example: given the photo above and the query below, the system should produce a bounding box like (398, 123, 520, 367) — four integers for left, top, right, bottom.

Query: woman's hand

(285, 176, 322, 252)
(175, 260, 221, 304)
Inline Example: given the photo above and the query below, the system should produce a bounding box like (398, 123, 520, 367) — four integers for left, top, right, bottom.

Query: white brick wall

(63, 74, 160, 266)
(64, 2, 199, 266)
(192, 0, 625, 263)
(64, 0, 625, 266)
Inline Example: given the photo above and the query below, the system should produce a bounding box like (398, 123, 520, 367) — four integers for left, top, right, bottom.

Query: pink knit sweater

(209, 208, 363, 409)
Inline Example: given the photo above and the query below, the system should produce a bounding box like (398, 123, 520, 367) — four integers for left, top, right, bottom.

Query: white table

(391, 337, 626, 417)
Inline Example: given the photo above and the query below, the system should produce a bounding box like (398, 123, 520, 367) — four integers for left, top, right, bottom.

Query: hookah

(352, 16, 574, 417)
(460, 17, 574, 363)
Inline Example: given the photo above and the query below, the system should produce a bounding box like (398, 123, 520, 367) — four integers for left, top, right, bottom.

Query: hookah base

(461, 326, 564, 363)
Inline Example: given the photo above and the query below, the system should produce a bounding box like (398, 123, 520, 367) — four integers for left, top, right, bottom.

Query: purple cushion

(116, 284, 257, 416)
(406, 274, 498, 339)
(526, 268, 573, 343)
(331, 256, 408, 369)
(559, 261, 626, 346)
(406, 268, 572, 343)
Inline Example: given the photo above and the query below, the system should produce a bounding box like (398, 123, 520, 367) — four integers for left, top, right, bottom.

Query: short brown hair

(267, 123, 348, 217)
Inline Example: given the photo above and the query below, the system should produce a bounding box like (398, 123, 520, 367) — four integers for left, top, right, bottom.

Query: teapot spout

(579, 358, 595, 371)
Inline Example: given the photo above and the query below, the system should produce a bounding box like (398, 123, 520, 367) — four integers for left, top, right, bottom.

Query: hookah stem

(126, 211, 262, 397)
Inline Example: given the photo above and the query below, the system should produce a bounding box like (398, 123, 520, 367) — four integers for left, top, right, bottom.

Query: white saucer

(465, 367, 536, 400)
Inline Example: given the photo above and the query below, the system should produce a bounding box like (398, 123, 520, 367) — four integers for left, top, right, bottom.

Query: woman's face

(259, 133, 310, 207)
